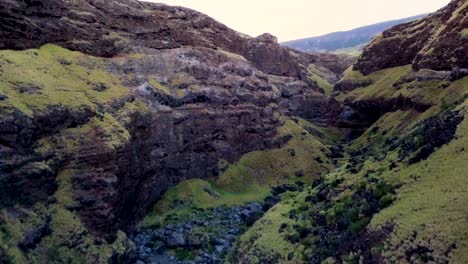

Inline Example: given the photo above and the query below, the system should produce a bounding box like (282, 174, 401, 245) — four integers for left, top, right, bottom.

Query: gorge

(0, 0, 467, 263)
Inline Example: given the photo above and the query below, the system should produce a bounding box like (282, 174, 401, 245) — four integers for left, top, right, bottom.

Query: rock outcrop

(230, 0, 468, 263)
(355, 0, 467, 75)
(0, 0, 323, 80)
(0, 1, 352, 258)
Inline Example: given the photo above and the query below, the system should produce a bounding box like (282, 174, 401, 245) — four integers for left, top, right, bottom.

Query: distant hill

(282, 14, 427, 52)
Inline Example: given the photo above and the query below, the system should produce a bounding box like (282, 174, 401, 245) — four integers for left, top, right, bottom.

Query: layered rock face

(231, 1, 468, 263)
(355, 0, 467, 75)
(333, 0, 468, 134)
(0, 0, 321, 80)
(73, 46, 293, 237)
(0, 45, 287, 239)
(0, 0, 354, 257)
(1, 0, 466, 263)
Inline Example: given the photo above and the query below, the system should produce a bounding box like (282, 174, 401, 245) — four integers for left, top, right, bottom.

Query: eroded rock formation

(0, 0, 353, 249)
(355, 0, 467, 75)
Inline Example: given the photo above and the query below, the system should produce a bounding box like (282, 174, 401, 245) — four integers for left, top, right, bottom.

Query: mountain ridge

(282, 14, 427, 52)
(234, 0, 468, 262)
(0, 0, 466, 263)
(0, 0, 354, 262)
(355, 0, 468, 74)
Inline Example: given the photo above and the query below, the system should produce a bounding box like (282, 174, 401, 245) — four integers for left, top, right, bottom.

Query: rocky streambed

(131, 184, 303, 264)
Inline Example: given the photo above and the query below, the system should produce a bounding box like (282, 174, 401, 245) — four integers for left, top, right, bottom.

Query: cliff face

(8, 0, 467, 263)
(232, 1, 468, 263)
(355, 0, 467, 75)
(0, 0, 355, 260)
(0, 0, 321, 79)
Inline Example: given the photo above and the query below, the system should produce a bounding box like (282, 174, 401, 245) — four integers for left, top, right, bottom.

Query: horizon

(142, 0, 451, 41)
(283, 13, 428, 42)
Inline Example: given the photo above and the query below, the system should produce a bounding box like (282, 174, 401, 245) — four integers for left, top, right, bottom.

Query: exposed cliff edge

(0, 0, 355, 262)
(355, 0, 467, 75)
(231, 0, 468, 263)
(1, 0, 466, 263)
(0, 0, 343, 80)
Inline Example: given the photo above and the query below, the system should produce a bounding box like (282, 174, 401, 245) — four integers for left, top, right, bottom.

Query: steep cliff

(233, 0, 468, 263)
(0, 0, 325, 80)
(355, 0, 467, 75)
(0, 0, 354, 262)
(2, 0, 465, 263)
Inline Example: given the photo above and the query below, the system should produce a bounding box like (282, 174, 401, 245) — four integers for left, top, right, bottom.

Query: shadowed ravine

(0, 0, 467, 263)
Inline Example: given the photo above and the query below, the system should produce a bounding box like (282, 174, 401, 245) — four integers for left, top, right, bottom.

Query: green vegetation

(232, 65, 468, 263)
(1, 22, 467, 263)
(461, 28, 468, 37)
(217, 117, 335, 192)
(307, 64, 334, 95)
(218, 49, 248, 62)
(0, 212, 29, 264)
(449, 1, 468, 22)
(340, 65, 468, 152)
(148, 78, 171, 95)
(0, 44, 129, 116)
(337, 66, 468, 112)
(141, 116, 338, 228)
(230, 195, 307, 263)
(337, 65, 467, 141)
(141, 179, 270, 227)
(371, 108, 468, 263)
(0, 45, 145, 263)
(148, 77, 187, 98)
(233, 154, 399, 263)
(336, 65, 413, 100)
(349, 109, 420, 151)
(54, 170, 79, 209)
(333, 46, 362, 57)
(0, 201, 129, 264)
(36, 99, 149, 158)
(0, 172, 131, 263)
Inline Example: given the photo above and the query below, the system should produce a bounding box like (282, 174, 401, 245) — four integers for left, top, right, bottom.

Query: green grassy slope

(0, 44, 130, 116)
(0, 44, 343, 263)
(232, 66, 468, 263)
(141, 117, 341, 227)
(307, 64, 335, 95)
(371, 108, 468, 263)
(0, 45, 143, 263)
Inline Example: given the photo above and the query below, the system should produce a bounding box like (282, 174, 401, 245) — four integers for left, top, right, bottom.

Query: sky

(142, 0, 451, 42)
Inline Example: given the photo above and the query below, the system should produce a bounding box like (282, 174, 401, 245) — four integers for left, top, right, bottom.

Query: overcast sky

(142, 0, 450, 41)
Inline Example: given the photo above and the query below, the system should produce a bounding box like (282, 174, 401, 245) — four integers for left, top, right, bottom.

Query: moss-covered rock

(232, 76, 468, 263)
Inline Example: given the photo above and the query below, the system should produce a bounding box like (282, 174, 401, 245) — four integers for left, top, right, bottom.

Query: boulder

(255, 33, 278, 44)
(262, 195, 280, 211)
(166, 233, 186, 248)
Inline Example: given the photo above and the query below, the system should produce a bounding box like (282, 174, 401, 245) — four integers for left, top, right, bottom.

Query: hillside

(282, 14, 426, 53)
(0, 0, 467, 263)
(0, 0, 352, 262)
(235, 0, 468, 263)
